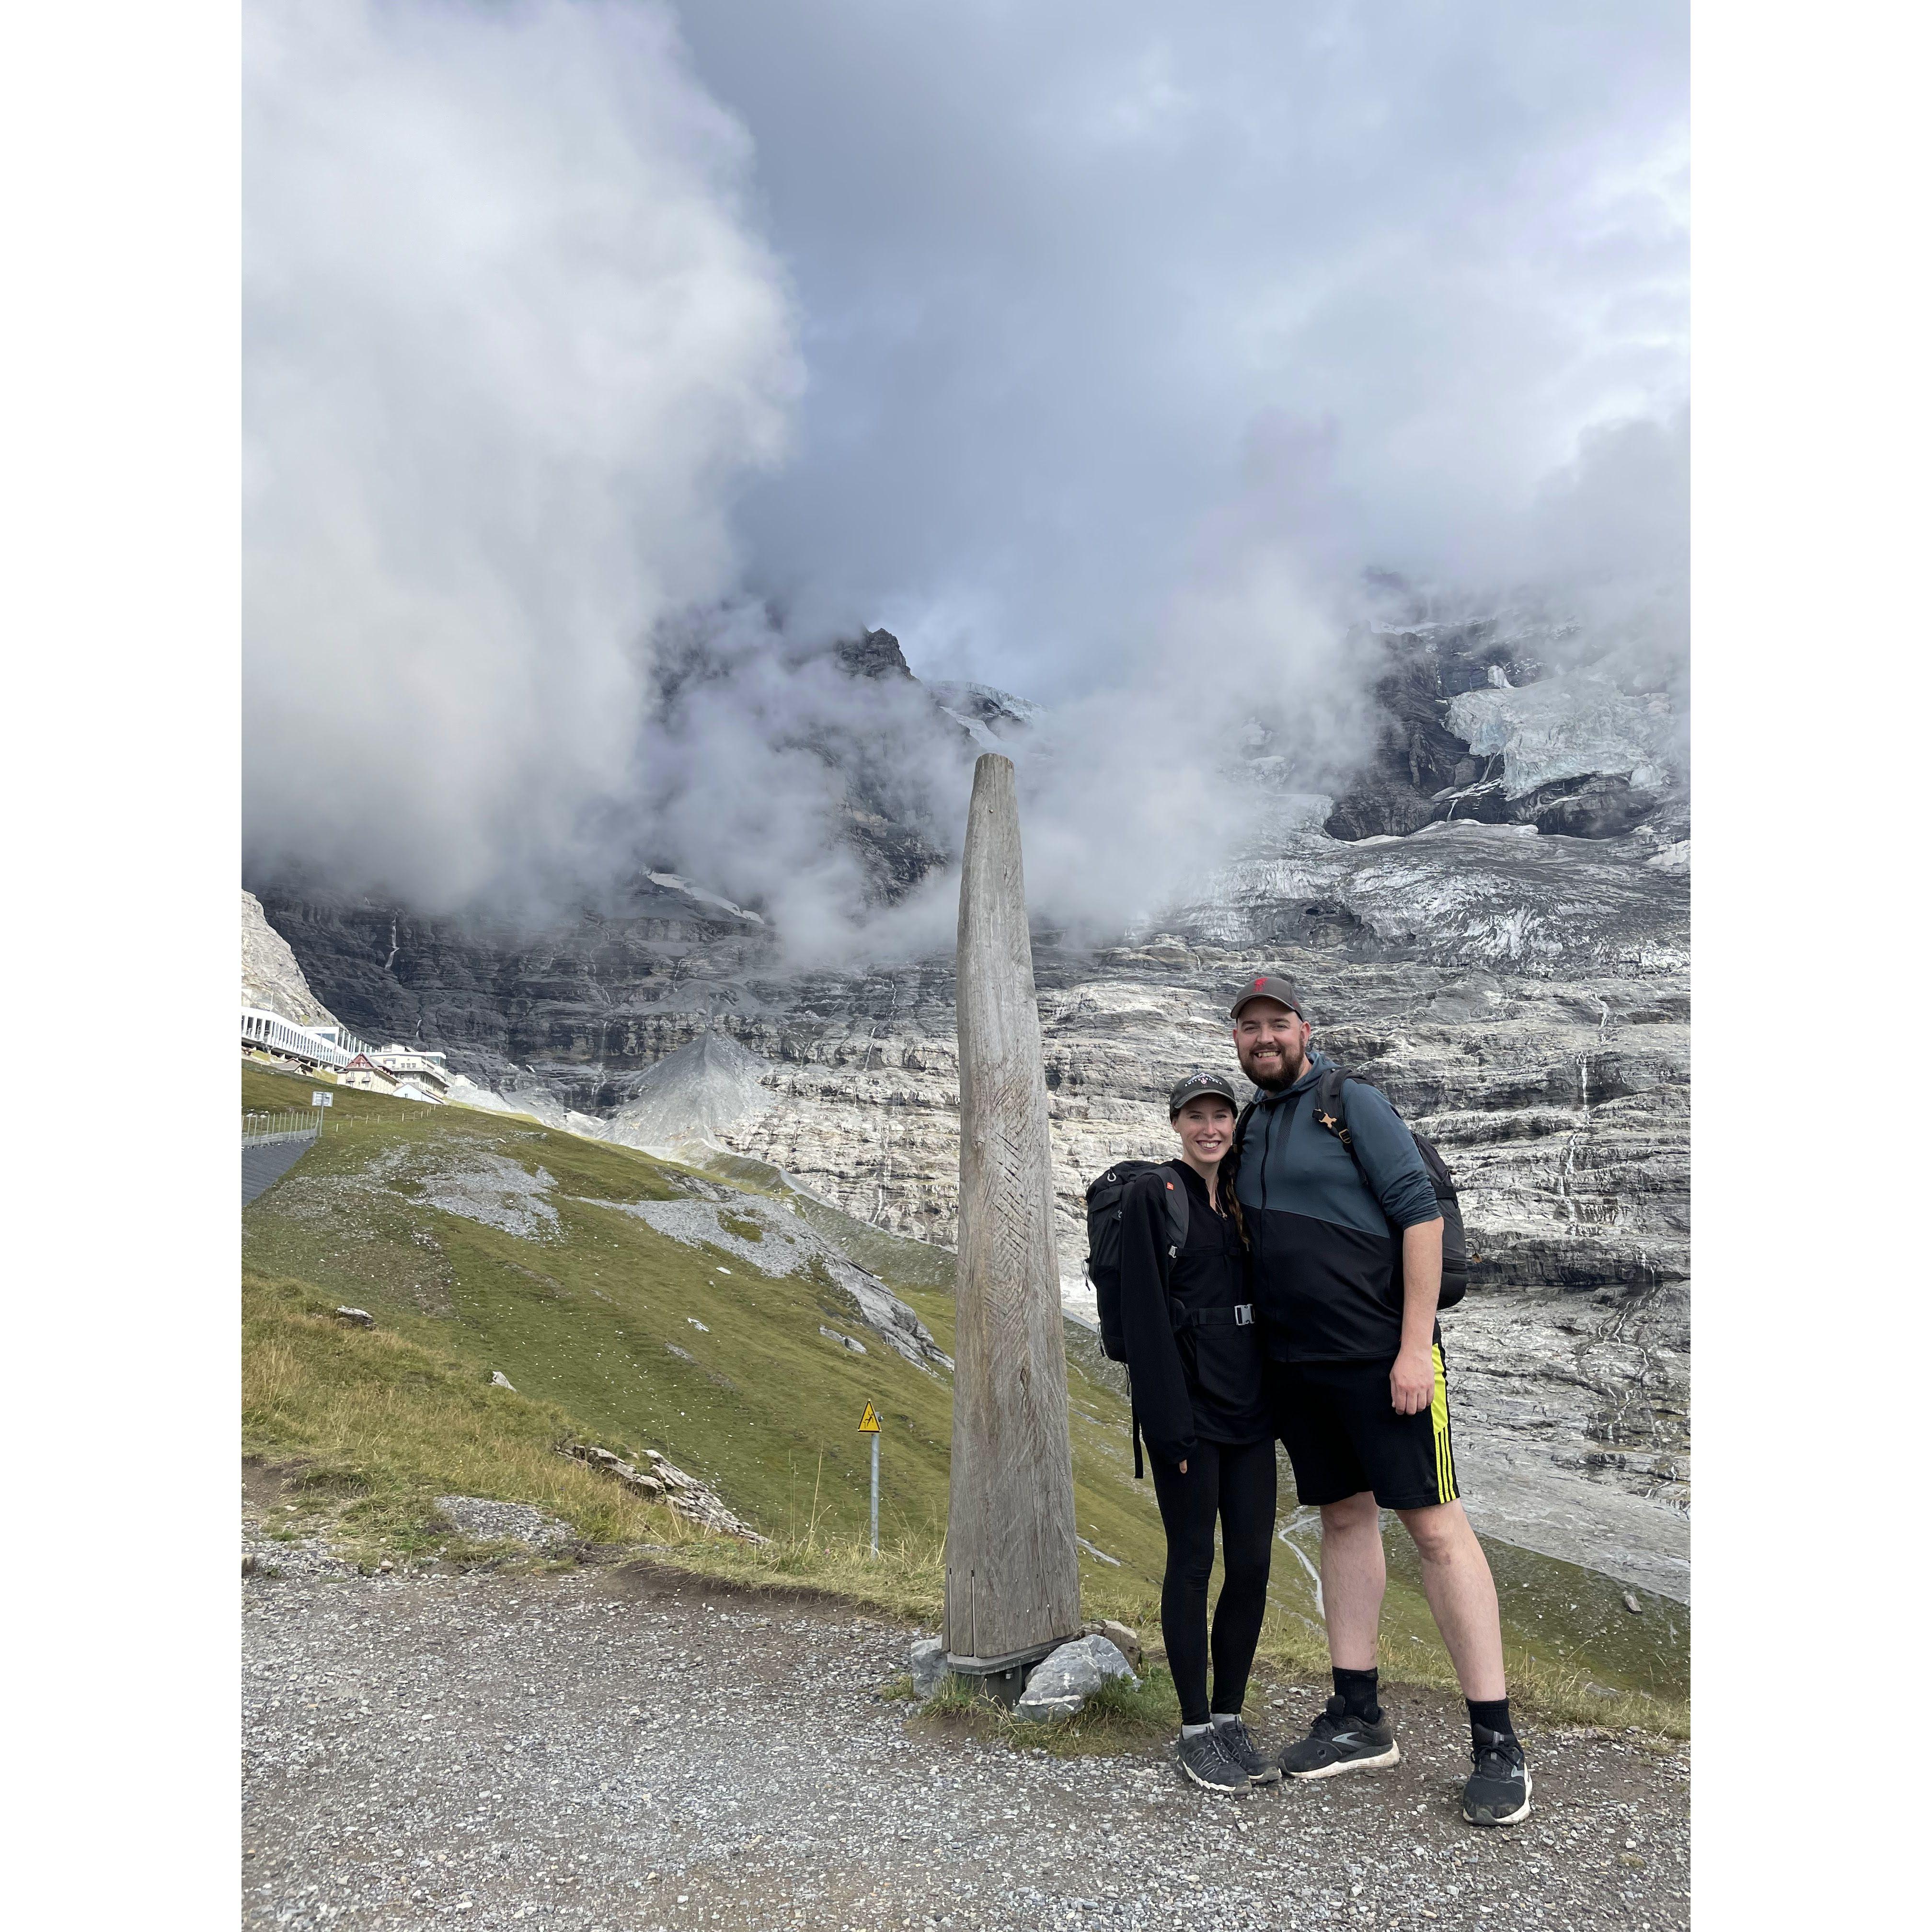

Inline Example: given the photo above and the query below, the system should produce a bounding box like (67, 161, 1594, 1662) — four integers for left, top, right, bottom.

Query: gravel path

(242, 1562, 1689, 1931)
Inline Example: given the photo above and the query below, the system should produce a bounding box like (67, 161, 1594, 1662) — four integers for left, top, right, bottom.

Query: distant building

(336, 1053, 400, 1094)
(242, 1006, 369, 1073)
(371, 1046, 451, 1097)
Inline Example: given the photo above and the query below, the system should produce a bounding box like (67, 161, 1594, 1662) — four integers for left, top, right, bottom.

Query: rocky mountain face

(247, 619, 1690, 1595)
(1322, 613, 1685, 844)
(242, 888, 344, 1029)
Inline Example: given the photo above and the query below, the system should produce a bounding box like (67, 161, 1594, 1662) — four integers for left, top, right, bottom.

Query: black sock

(1467, 1697, 1515, 1745)
(1333, 1666, 1380, 1723)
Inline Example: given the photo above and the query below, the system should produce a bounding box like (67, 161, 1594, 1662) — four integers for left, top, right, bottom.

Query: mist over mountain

(242, 0, 1686, 949)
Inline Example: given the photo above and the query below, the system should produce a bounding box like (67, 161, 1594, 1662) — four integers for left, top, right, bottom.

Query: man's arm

(1391, 1218, 1443, 1415)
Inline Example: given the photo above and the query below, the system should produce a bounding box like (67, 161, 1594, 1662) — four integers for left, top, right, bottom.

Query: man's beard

(1239, 1043, 1305, 1092)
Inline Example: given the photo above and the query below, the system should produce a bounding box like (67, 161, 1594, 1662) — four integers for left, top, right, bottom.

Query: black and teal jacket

(1232, 1050, 1443, 1365)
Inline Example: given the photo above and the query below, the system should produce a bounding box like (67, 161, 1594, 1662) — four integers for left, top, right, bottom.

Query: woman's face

(1172, 1095, 1237, 1166)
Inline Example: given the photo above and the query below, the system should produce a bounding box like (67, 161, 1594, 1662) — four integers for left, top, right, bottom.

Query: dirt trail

(242, 1557, 1688, 1931)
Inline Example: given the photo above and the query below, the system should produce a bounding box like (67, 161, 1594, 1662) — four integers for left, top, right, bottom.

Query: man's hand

(1390, 1343, 1434, 1416)
(1393, 1217, 1443, 1414)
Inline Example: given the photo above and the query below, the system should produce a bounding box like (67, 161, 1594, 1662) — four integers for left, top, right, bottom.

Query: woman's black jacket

(1117, 1160, 1270, 1465)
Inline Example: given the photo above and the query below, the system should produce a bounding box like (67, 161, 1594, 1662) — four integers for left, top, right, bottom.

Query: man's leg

(1398, 1498, 1530, 1825)
(1278, 1488, 1400, 1779)
(1318, 1489, 1386, 1671)
(1394, 1500, 1506, 1701)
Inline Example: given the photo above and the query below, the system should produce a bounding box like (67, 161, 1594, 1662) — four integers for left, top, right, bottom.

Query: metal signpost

(860, 1402, 881, 1555)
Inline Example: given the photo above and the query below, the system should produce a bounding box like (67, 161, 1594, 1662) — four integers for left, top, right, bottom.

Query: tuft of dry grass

(912, 1664, 1184, 1758)
(243, 1272, 699, 1561)
(652, 1526, 948, 1624)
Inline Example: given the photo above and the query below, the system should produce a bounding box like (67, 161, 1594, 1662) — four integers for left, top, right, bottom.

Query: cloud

(243, 0, 801, 907)
(674, 0, 1688, 698)
(242, 1, 1689, 949)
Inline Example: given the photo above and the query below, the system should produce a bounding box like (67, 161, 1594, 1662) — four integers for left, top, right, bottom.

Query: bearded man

(1229, 974, 1531, 1827)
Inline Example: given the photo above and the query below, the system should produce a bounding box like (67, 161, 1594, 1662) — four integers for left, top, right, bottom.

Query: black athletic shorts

(1267, 1345, 1460, 1511)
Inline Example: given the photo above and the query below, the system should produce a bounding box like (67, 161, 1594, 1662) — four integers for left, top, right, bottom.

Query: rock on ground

(1016, 1635, 1138, 1723)
(909, 1635, 950, 1698)
(243, 1563, 1689, 1931)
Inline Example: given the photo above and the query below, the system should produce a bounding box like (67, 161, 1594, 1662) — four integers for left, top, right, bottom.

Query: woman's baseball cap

(1169, 1070, 1242, 1117)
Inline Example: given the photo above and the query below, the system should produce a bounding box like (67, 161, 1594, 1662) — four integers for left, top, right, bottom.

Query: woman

(1120, 1069, 1278, 1793)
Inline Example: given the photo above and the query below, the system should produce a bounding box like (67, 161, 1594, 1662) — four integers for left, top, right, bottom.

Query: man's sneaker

(1211, 1717, 1283, 1786)
(1279, 1694, 1401, 1781)
(1461, 1726, 1532, 1826)
(1175, 1727, 1249, 1793)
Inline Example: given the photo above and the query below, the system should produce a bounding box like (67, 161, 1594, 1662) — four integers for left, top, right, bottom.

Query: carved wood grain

(943, 754, 1081, 1662)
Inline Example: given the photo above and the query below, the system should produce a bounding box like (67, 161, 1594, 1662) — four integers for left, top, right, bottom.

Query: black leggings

(1149, 1436, 1277, 1726)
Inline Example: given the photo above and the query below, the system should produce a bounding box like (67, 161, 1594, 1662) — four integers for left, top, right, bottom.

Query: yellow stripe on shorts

(1430, 1343, 1458, 1503)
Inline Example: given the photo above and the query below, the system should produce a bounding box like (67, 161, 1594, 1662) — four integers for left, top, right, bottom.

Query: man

(1229, 974, 1530, 1827)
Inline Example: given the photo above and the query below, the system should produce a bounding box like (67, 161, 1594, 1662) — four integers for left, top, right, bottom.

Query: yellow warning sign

(858, 1402, 881, 1434)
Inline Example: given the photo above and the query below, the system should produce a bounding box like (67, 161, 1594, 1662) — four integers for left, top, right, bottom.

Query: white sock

(1181, 1722, 1213, 1737)
(1212, 1712, 1240, 1726)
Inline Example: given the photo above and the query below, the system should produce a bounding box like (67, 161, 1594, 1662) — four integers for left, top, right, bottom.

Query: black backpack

(1084, 1160, 1188, 1363)
(1231, 1071, 1471, 1308)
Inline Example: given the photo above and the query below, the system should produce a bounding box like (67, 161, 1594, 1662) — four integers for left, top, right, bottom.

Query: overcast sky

(243, 0, 1687, 913)
(676, 0, 1688, 695)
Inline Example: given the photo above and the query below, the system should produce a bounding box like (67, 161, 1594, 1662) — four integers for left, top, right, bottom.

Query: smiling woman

(1112, 1066, 1278, 1791)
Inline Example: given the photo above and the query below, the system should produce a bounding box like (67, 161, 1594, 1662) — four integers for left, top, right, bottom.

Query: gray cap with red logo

(1229, 973, 1305, 1021)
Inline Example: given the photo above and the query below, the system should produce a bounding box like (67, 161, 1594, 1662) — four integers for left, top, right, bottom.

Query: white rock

(687, 1317, 710, 1332)
(908, 1637, 950, 1699)
(1081, 1619, 1143, 1669)
(1014, 1635, 1138, 1723)
(490, 1371, 516, 1391)
(334, 1306, 375, 1328)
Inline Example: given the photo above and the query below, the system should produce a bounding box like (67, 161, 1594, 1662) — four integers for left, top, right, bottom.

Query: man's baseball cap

(1169, 1070, 1242, 1117)
(1230, 974, 1305, 1021)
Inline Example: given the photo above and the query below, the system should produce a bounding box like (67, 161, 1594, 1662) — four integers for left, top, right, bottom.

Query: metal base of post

(944, 1633, 1074, 1707)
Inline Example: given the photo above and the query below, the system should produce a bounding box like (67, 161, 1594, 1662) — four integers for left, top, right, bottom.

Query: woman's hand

(1178, 1459, 1188, 1474)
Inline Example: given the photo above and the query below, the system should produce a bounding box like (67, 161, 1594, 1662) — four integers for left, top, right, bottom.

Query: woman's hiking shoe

(1461, 1727, 1532, 1826)
(1175, 1727, 1250, 1793)
(1279, 1695, 1401, 1781)
(1212, 1718, 1283, 1785)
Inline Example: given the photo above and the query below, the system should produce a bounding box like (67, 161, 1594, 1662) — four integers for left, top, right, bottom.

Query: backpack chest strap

(1171, 1302, 1255, 1330)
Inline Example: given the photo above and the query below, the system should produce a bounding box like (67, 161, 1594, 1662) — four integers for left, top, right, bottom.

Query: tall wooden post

(944, 753, 1081, 1677)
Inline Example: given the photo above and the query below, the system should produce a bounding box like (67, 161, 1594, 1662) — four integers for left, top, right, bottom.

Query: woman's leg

(1150, 1442, 1223, 1727)
(1208, 1437, 1278, 1717)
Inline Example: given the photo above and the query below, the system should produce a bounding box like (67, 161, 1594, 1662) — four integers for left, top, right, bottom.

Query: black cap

(1230, 973, 1305, 1021)
(1169, 1069, 1242, 1117)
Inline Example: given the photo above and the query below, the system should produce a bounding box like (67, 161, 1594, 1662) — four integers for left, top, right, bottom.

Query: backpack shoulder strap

(1312, 1066, 1356, 1150)
(1157, 1162, 1189, 1256)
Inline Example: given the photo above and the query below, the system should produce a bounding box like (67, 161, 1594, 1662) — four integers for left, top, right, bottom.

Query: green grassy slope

(241, 1064, 1686, 1731)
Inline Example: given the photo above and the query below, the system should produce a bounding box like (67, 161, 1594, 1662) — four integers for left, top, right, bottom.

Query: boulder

(908, 1637, 950, 1699)
(334, 1306, 376, 1327)
(1081, 1619, 1143, 1670)
(489, 1371, 516, 1391)
(1014, 1635, 1138, 1723)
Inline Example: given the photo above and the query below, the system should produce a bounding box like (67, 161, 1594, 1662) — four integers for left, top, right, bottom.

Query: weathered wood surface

(943, 753, 1081, 1669)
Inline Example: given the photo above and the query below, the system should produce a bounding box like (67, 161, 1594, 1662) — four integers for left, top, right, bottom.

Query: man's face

(1232, 999, 1311, 1090)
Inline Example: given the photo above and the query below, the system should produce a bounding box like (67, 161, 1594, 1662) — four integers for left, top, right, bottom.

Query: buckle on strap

(1233, 1303, 1254, 1326)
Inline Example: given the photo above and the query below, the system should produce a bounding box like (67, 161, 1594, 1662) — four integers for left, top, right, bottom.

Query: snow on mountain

(1445, 675, 1678, 799)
